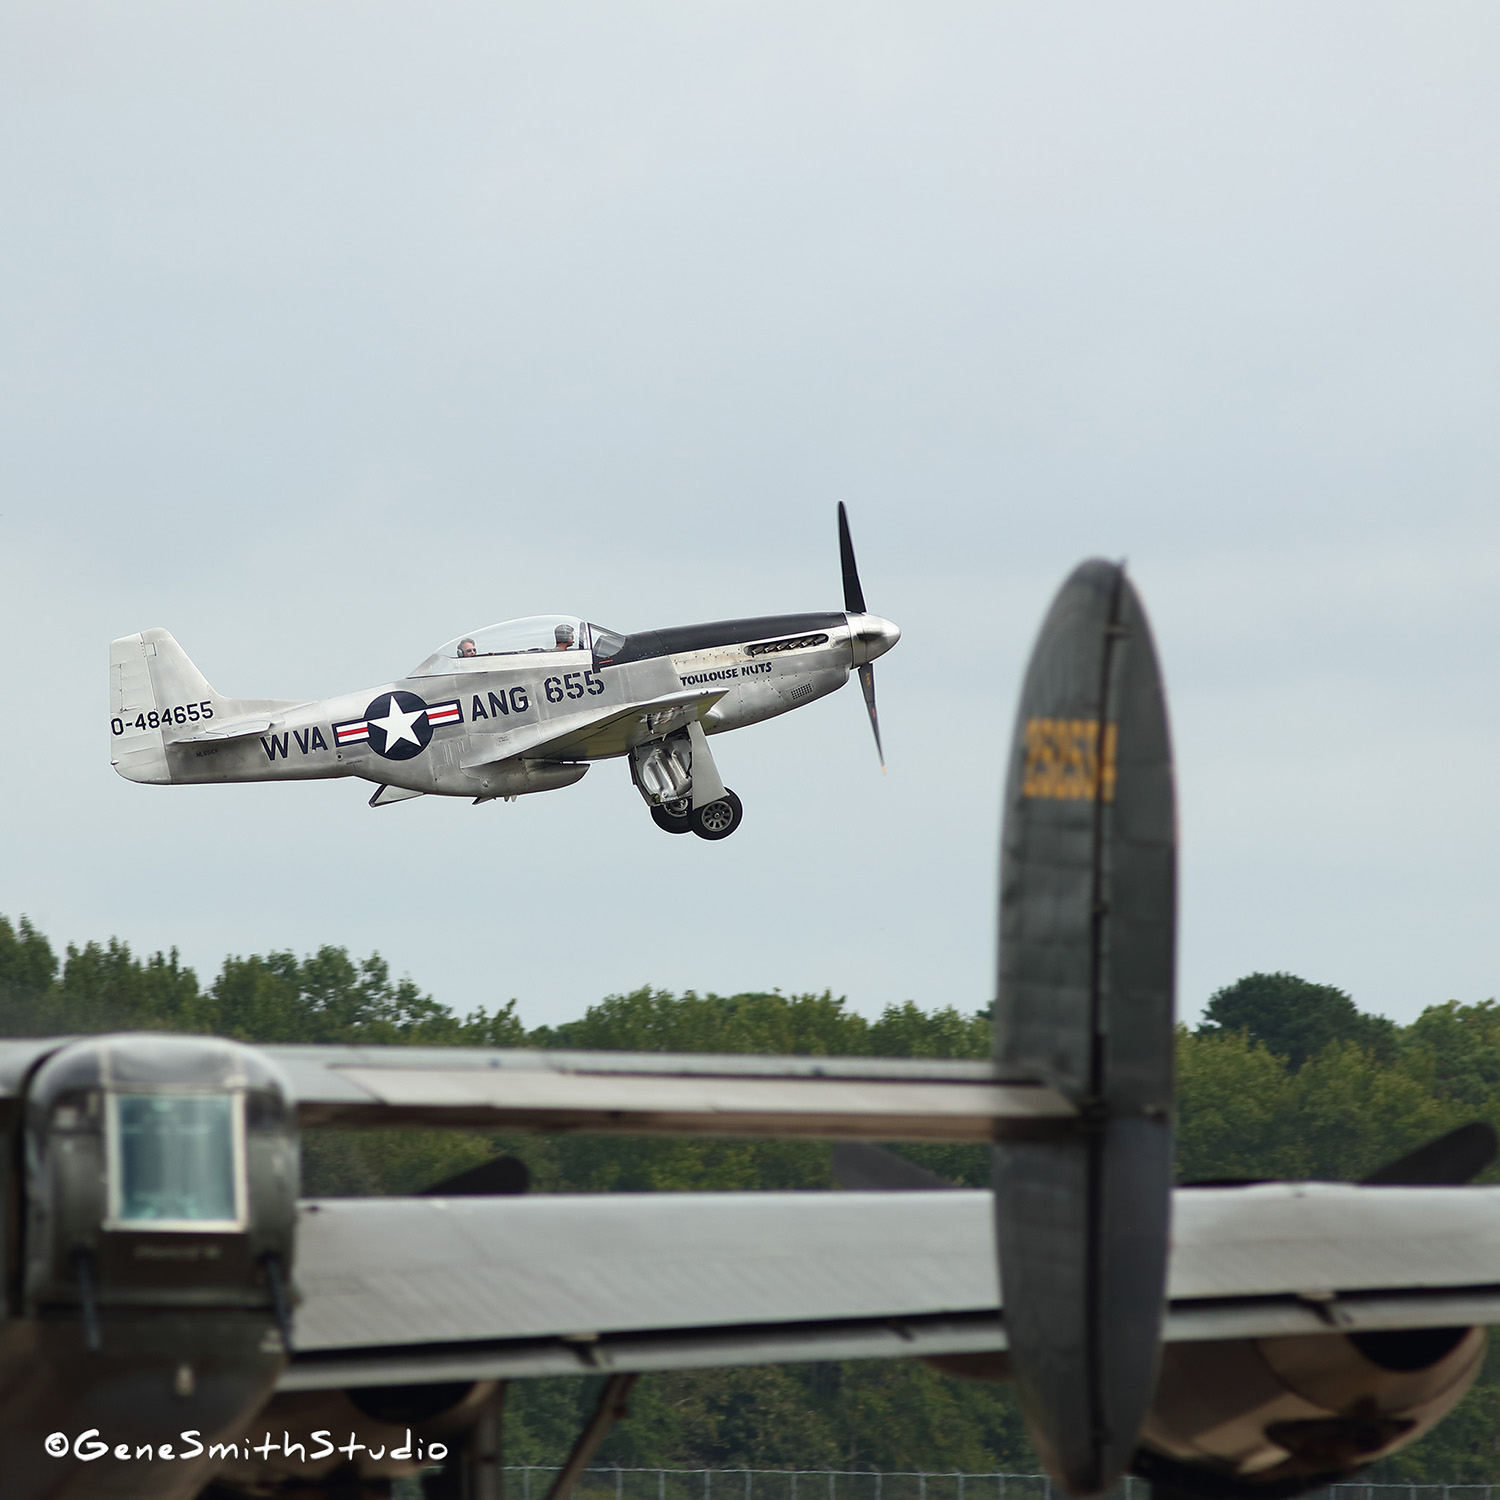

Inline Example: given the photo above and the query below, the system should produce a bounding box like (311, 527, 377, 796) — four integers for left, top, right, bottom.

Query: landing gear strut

(633, 728, 742, 840)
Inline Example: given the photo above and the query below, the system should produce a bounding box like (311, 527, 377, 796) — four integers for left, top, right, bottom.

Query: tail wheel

(650, 803, 692, 835)
(690, 789, 743, 841)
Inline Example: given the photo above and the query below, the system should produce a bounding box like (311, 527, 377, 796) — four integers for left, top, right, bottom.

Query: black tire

(690, 789, 743, 841)
(651, 803, 693, 834)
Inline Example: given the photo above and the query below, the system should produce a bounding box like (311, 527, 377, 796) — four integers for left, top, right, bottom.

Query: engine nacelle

(1136, 1326, 1486, 1495)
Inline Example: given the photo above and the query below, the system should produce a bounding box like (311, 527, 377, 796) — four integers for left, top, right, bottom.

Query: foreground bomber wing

(0, 1041, 1072, 1142)
(280, 1182, 1500, 1392)
(264, 1044, 1074, 1140)
(281, 1189, 1002, 1390)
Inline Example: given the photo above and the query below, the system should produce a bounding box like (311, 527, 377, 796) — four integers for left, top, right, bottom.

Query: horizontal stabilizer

(263, 1045, 1076, 1141)
(172, 717, 283, 745)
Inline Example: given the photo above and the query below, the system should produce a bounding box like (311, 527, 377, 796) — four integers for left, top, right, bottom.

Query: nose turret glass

(109, 1092, 243, 1228)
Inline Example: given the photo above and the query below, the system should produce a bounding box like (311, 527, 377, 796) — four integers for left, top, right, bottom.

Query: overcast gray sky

(2, 3, 1498, 1029)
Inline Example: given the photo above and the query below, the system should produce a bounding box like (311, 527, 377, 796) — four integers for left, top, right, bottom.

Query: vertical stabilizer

(110, 631, 195, 783)
(992, 561, 1177, 1496)
(109, 629, 300, 784)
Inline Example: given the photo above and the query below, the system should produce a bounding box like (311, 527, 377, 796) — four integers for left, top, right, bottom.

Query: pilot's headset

(555, 624, 575, 649)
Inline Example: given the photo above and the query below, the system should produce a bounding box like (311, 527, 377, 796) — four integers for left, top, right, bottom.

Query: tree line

(2, 915, 1498, 1478)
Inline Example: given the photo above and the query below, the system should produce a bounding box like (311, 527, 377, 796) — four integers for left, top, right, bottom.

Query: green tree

(866, 1001, 989, 1060)
(0, 914, 57, 993)
(534, 988, 872, 1056)
(1197, 971, 1397, 1071)
(206, 946, 519, 1045)
(1176, 1028, 1303, 1181)
(1288, 1038, 1460, 1181)
(1400, 1000, 1500, 1114)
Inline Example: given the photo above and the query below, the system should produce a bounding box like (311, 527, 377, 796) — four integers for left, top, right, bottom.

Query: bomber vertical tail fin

(992, 561, 1177, 1497)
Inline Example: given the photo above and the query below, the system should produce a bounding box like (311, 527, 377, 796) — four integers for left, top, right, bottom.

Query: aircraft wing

(0, 1040, 1073, 1140)
(459, 687, 727, 768)
(279, 1182, 1500, 1392)
(263, 1045, 1073, 1141)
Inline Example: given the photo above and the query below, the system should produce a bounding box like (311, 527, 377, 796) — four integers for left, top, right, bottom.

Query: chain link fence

(401, 1471, 1497, 1500)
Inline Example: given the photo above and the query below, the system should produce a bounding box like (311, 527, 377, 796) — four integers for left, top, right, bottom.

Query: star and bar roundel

(334, 692, 463, 761)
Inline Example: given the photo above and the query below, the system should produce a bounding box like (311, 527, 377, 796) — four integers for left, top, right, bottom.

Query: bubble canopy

(413, 616, 624, 674)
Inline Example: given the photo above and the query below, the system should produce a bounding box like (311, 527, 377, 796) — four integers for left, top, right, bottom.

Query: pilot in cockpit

(457, 638, 478, 658)
(554, 624, 576, 651)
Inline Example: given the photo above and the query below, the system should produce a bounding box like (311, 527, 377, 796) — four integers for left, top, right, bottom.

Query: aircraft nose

(847, 613, 901, 666)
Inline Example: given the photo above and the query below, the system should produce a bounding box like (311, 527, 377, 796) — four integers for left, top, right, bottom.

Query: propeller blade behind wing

(420, 1154, 531, 1196)
(1361, 1122, 1498, 1186)
(832, 1142, 955, 1192)
(838, 501, 867, 615)
(858, 663, 885, 771)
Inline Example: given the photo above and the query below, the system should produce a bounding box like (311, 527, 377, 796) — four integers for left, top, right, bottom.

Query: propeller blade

(832, 1142, 956, 1192)
(1361, 1122, 1498, 1186)
(838, 501, 867, 615)
(859, 663, 885, 771)
(420, 1154, 531, 1196)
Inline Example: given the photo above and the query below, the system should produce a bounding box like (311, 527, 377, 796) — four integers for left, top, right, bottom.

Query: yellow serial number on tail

(1022, 717, 1117, 802)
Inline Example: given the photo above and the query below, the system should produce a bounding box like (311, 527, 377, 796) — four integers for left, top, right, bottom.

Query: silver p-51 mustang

(109, 506, 898, 840)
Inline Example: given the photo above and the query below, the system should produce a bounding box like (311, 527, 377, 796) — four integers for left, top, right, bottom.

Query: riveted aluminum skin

(992, 560, 1176, 1497)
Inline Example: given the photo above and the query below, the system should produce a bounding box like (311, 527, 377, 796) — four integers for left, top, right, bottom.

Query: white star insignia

(369, 695, 425, 750)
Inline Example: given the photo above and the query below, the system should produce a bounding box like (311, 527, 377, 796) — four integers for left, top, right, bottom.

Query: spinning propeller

(838, 502, 899, 770)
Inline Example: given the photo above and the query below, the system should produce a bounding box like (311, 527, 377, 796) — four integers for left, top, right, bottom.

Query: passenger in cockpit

(554, 624, 576, 650)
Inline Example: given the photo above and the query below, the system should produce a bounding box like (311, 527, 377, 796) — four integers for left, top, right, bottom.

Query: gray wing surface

(282, 1189, 1002, 1390)
(0, 1041, 1077, 1140)
(265, 1045, 1075, 1141)
(460, 688, 727, 768)
(281, 1183, 1500, 1392)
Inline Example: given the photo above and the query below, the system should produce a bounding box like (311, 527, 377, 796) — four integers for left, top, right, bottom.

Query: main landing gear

(631, 731, 742, 840)
(651, 790, 744, 840)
